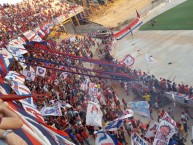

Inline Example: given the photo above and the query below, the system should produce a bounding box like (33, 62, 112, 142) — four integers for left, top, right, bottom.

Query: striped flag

(10, 81, 31, 96)
(5, 71, 25, 84)
(0, 54, 8, 77)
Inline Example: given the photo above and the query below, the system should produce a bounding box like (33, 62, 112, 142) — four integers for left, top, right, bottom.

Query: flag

(0, 54, 8, 77)
(6, 45, 28, 56)
(41, 23, 51, 35)
(0, 82, 11, 94)
(129, 101, 150, 117)
(35, 27, 46, 39)
(8, 102, 73, 145)
(23, 69, 35, 81)
(145, 54, 156, 63)
(17, 35, 29, 44)
(153, 113, 177, 145)
(88, 83, 98, 96)
(60, 72, 68, 80)
(119, 54, 135, 67)
(86, 101, 103, 127)
(145, 122, 159, 138)
(36, 66, 46, 77)
(136, 10, 140, 19)
(23, 30, 37, 41)
(20, 99, 44, 122)
(40, 101, 62, 116)
(10, 81, 31, 96)
(0, 48, 14, 68)
(5, 71, 25, 84)
(131, 133, 150, 145)
(95, 131, 119, 145)
(119, 109, 134, 120)
(104, 119, 123, 131)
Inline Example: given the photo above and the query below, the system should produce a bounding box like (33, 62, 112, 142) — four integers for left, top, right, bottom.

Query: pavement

(111, 0, 193, 144)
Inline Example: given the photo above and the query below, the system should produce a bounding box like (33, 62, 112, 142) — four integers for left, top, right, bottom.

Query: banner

(131, 133, 150, 145)
(23, 69, 35, 81)
(113, 18, 143, 40)
(86, 101, 103, 127)
(95, 131, 119, 145)
(153, 113, 177, 145)
(129, 101, 150, 117)
(40, 101, 62, 116)
(36, 66, 46, 77)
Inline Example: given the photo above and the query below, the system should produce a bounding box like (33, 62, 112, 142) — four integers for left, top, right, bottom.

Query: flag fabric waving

(129, 101, 150, 117)
(0, 54, 8, 77)
(95, 131, 119, 145)
(23, 69, 35, 81)
(86, 101, 103, 127)
(40, 101, 62, 116)
(8, 102, 74, 145)
(104, 119, 123, 131)
(10, 81, 31, 96)
(5, 71, 25, 84)
(0, 48, 14, 69)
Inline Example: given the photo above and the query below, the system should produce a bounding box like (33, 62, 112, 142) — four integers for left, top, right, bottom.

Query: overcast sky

(0, 0, 24, 5)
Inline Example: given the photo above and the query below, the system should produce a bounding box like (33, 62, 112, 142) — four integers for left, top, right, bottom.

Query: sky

(0, 0, 24, 5)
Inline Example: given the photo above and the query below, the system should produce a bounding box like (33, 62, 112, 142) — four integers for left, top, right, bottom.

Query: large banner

(153, 113, 177, 145)
(131, 133, 150, 145)
(129, 101, 150, 117)
(86, 101, 103, 127)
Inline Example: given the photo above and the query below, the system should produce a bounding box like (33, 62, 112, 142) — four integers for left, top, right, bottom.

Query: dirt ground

(88, 0, 152, 28)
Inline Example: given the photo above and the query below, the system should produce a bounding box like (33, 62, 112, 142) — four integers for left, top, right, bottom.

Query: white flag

(145, 54, 155, 63)
(36, 66, 46, 77)
(86, 101, 103, 127)
(23, 69, 35, 81)
(40, 101, 62, 116)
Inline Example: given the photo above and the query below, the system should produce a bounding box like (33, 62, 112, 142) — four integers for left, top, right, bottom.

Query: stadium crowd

(6, 31, 190, 145)
(0, 0, 81, 48)
(0, 0, 192, 145)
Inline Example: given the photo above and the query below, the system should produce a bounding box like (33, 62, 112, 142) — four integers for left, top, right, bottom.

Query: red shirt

(81, 131, 89, 139)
